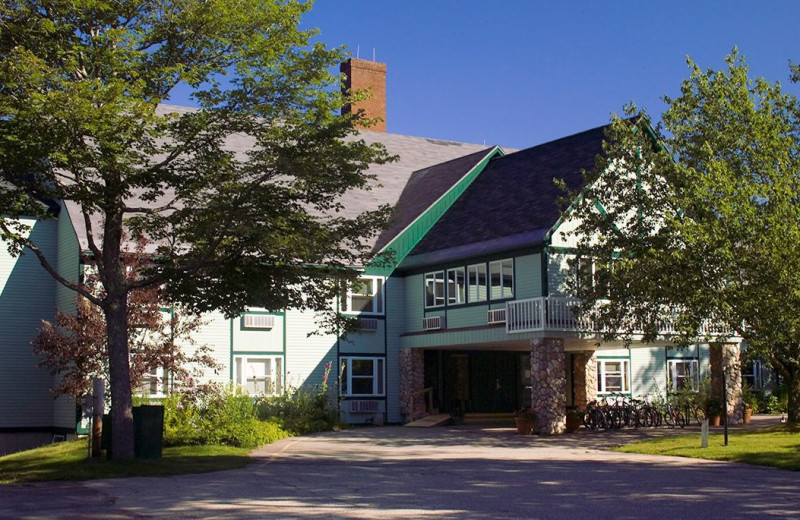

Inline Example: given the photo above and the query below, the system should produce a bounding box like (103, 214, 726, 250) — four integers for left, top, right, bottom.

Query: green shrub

(257, 387, 339, 435)
(162, 384, 289, 448)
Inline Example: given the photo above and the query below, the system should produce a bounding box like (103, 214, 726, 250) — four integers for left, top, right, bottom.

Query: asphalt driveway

(1, 420, 799, 519)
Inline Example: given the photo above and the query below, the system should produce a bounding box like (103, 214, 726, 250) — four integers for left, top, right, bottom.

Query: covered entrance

(424, 350, 530, 414)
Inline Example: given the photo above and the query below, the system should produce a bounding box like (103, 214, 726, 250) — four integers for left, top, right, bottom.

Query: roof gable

(405, 124, 609, 262)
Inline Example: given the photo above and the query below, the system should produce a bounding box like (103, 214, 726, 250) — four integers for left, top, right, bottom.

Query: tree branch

(0, 220, 101, 306)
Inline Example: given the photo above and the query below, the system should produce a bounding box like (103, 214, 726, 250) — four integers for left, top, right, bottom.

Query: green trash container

(133, 405, 164, 459)
(100, 405, 164, 459)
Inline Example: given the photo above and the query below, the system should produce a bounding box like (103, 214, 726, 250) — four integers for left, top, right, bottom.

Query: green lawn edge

(0, 440, 253, 484)
(612, 424, 800, 471)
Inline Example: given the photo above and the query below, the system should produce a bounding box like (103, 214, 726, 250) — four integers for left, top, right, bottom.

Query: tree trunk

(787, 370, 800, 424)
(106, 290, 134, 459)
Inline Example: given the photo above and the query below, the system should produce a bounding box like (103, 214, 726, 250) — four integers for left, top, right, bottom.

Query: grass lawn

(614, 423, 800, 471)
(0, 439, 252, 484)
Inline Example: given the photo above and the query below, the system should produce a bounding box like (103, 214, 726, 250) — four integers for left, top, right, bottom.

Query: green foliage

(755, 385, 789, 414)
(0, 0, 393, 458)
(564, 49, 800, 422)
(162, 385, 289, 448)
(257, 387, 340, 435)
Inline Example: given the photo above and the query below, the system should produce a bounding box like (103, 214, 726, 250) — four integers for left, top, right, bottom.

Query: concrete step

(462, 413, 515, 424)
(405, 413, 452, 428)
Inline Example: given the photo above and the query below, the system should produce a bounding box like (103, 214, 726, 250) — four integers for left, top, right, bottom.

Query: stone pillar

(399, 348, 425, 422)
(572, 351, 598, 408)
(710, 343, 743, 423)
(531, 338, 567, 435)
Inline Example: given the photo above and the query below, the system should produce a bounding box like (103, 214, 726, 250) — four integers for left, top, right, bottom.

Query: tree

(564, 50, 800, 423)
(0, 0, 393, 458)
(33, 241, 218, 399)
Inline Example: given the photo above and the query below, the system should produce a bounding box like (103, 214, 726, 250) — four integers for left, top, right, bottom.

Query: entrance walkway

(0, 415, 796, 519)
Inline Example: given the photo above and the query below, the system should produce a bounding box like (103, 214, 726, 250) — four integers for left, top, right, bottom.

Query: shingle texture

(372, 147, 495, 252)
(65, 105, 488, 252)
(409, 124, 608, 256)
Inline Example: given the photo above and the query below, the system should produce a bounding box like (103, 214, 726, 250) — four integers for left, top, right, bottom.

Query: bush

(257, 387, 339, 435)
(162, 384, 289, 448)
(755, 385, 789, 414)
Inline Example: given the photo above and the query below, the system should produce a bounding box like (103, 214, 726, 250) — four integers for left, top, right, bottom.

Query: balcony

(506, 296, 735, 337)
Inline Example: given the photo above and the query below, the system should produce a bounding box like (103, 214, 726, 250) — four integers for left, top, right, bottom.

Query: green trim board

(367, 147, 505, 277)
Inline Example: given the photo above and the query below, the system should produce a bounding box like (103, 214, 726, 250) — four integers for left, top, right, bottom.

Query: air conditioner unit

(241, 314, 275, 330)
(349, 400, 380, 414)
(488, 308, 507, 324)
(423, 316, 444, 331)
(359, 317, 379, 332)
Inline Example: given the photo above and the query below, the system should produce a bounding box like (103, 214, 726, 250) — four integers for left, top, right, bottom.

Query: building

(0, 59, 744, 453)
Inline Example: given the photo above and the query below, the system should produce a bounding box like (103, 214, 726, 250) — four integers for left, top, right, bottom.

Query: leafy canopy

(565, 49, 800, 420)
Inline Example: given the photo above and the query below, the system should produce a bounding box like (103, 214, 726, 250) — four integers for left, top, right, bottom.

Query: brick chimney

(340, 58, 387, 132)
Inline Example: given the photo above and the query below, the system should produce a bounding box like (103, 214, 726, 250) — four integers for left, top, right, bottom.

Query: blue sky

(299, 1, 800, 149)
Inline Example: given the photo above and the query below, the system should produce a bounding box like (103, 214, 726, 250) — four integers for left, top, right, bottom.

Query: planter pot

(514, 417, 535, 435)
(743, 406, 753, 424)
(709, 415, 721, 426)
(565, 415, 582, 433)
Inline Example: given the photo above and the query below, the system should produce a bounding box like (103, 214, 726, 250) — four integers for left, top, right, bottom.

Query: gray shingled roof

(403, 124, 609, 265)
(372, 147, 495, 253)
(65, 105, 489, 252)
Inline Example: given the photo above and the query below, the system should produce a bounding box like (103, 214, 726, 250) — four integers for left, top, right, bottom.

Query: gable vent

(488, 308, 507, 325)
(242, 314, 275, 330)
(423, 316, 444, 331)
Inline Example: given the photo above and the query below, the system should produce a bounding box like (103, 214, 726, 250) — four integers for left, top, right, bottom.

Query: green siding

(630, 346, 667, 397)
(283, 308, 337, 390)
(231, 313, 285, 353)
(384, 276, 405, 423)
(445, 305, 489, 329)
(546, 251, 572, 296)
(340, 320, 386, 354)
(0, 218, 59, 429)
(515, 253, 542, 299)
(405, 273, 425, 333)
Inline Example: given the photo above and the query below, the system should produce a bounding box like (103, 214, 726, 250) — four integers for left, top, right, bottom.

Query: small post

(701, 419, 709, 448)
(722, 364, 728, 447)
(91, 378, 104, 459)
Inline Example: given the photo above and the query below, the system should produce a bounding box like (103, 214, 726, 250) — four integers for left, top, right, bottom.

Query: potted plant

(705, 397, 723, 426)
(514, 408, 536, 435)
(566, 407, 584, 433)
(741, 382, 757, 424)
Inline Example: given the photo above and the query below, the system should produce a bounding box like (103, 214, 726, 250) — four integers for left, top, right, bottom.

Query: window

(234, 355, 284, 395)
(489, 259, 514, 300)
(574, 257, 611, 298)
(340, 356, 385, 396)
(742, 360, 763, 389)
(425, 271, 445, 308)
(344, 276, 383, 315)
(447, 267, 465, 305)
(596, 359, 630, 393)
(667, 359, 698, 391)
(467, 263, 487, 302)
(135, 367, 167, 397)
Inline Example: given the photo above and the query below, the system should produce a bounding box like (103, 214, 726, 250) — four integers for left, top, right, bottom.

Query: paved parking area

(1, 417, 798, 519)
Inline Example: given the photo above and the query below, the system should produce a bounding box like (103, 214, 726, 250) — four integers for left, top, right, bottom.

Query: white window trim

(233, 354, 284, 396)
(489, 258, 514, 300)
(467, 263, 488, 303)
(447, 267, 466, 305)
(667, 359, 699, 392)
(344, 276, 385, 315)
(424, 271, 446, 308)
(596, 359, 630, 394)
(340, 356, 386, 397)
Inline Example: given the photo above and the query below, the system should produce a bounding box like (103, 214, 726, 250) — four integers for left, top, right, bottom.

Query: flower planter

(514, 417, 535, 435)
(743, 406, 753, 424)
(709, 415, 721, 426)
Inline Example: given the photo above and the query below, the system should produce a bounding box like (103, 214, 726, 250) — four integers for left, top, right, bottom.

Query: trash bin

(133, 405, 164, 459)
(100, 405, 164, 459)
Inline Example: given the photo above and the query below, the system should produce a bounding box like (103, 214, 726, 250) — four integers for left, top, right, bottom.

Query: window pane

(351, 279, 374, 313)
(448, 267, 465, 305)
(351, 377, 374, 395)
(351, 359, 375, 376)
(490, 259, 514, 300)
(425, 272, 445, 307)
(468, 264, 487, 302)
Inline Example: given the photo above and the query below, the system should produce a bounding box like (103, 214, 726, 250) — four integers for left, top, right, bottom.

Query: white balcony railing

(506, 296, 735, 337)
